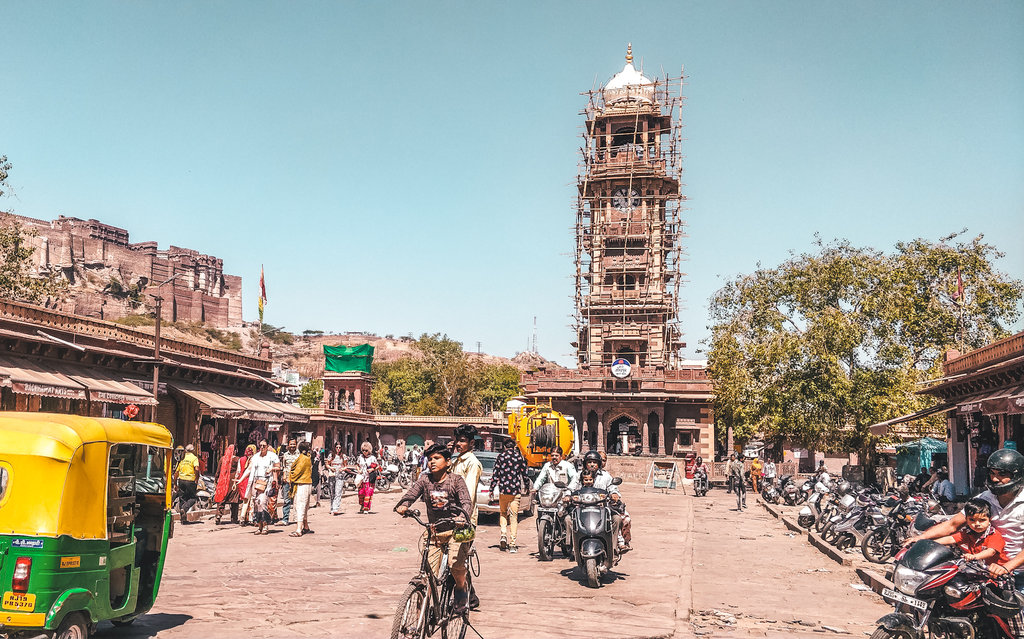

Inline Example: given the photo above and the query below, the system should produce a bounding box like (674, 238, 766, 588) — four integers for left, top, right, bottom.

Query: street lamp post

(149, 273, 184, 419)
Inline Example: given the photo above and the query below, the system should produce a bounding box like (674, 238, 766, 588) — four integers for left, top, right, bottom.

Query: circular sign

(610, 358, 632, 379)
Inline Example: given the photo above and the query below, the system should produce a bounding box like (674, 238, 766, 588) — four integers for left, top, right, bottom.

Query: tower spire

(626, 43, 633, 64)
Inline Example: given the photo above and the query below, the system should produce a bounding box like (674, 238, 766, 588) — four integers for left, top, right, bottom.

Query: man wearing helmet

(907, 448, 1024, 585)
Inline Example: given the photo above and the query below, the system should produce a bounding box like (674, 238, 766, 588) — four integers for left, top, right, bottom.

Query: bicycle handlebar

(399, 509, 464, 530)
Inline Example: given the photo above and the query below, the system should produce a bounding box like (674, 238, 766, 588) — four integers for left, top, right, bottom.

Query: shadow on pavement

(94, 613, 193, 638)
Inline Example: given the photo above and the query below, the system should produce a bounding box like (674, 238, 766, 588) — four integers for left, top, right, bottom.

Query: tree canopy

(370, 333, 523, 417)
(297, 379, 323, 408)
(707, 234, 1022, 455)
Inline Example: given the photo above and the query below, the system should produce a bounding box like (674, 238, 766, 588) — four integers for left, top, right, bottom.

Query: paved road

(95, 482, 889, 639)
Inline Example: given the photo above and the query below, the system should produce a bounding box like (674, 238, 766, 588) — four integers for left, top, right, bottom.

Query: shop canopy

(0, 355, 87, 400)
(324, 344, 374, 373)
(170, 383, 308, 423)
(895, 437, 948, 477)
(58, 364, 156, 406)
(957, 384, 1024, 416)
(868, 403, 954, 436)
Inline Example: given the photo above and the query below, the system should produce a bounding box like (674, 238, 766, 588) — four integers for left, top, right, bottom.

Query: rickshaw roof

(0, 412, 172, 461)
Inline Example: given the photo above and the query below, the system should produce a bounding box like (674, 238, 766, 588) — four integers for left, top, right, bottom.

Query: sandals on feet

(289, 532, 302, 537)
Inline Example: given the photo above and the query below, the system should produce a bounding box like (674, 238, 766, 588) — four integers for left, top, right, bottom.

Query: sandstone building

(3, 213, 242, 327)
(522, 47, 714, 461)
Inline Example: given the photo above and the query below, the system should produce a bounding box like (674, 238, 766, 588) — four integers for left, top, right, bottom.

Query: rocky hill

(268, 333, 563, 378)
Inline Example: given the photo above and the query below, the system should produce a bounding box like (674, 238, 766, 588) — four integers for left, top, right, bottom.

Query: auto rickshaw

(0, 413, 174, 638)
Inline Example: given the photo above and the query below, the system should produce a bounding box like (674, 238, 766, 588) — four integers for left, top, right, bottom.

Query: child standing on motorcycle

(934, 499, 1008, 565)
(394, 443, 473, 613)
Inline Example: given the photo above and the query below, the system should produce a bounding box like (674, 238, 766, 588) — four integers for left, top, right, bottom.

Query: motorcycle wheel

(537, 520, 553, 562)
(583, 557, 600, 589)
(814, 509, 831, 533)
(820, 522, 840, 544)
(399, 473, 411, 489)
(797, 514, 815, 529)
(376, 476, 392, 492)
(835, 532, 856, 551)
(861, 526, 897, 564)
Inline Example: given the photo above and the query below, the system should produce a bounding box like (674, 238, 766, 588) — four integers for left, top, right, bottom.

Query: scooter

(778, 475, 801, 506)
(561, 477, 624, 588)
(797, 479, 830, 528)
(535, 481, 571, 561)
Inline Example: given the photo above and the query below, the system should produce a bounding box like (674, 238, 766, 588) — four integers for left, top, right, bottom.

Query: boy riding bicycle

(394, 443, 474, 613)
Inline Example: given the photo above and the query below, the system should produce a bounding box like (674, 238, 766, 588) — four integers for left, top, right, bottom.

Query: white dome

(603, 44, 654, 104)
(606, 62, 652, 91)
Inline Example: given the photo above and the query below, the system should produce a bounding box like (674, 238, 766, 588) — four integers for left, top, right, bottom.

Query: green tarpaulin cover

(324, 344, 374, 373)
(896, 437, 948, 477)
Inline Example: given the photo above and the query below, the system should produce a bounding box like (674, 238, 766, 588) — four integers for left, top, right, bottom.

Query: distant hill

(269, 333, 563, 378)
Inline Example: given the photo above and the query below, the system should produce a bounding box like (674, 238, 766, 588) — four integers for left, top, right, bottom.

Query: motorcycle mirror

(612, 477, 623, 486)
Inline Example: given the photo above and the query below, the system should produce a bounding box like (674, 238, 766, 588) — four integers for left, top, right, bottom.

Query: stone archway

(586, 410, 599, 451)
(606, 412, 639, 456)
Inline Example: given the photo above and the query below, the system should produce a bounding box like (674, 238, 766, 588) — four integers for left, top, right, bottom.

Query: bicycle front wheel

(391, 583, 428, 639)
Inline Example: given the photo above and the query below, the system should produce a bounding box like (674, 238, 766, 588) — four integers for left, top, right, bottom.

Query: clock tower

(522, 46, 714, 462)
(575, 43, 684, 370)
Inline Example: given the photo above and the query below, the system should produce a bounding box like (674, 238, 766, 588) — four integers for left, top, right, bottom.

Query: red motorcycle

(875, 539, 1024, 638)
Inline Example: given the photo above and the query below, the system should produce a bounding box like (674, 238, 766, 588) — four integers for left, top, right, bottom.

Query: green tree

(297, 379, 324, 408)
(371, 358, 432, 414)
(707, 235, 1022, 461)
(0, 156, 12, 198)
(414, 333, 480, 416)
(478, 363, 521, 413)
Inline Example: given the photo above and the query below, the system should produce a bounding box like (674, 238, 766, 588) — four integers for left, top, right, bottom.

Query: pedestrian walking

(450, 424, 483, 610)
(492, 440, 527, 553)
(174, 444, 201, 524)
(237, 444, 257, 525)
(750, 456, 763, 493)
(279, 438, 300, 524)
(243, 440, 281, 535)
(727, 453, 746, 509)
(289, 441, 314, 537)
(327, 443, 348, 515)
(213, 444, 241, 524)
(309, 447, 322, 508)
(356, 442, 379, 513)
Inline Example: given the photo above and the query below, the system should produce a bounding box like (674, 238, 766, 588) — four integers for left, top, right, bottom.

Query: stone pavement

(93, 483, 890, 639)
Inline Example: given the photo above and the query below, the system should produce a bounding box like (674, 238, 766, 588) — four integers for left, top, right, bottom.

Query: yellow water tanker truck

(507, 402, 577, 468)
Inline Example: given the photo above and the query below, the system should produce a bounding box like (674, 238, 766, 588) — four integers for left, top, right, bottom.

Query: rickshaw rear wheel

(55, 612, 89, 639)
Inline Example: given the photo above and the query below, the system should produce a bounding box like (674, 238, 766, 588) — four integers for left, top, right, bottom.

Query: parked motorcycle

(861, 495, 927, 564)
(778, 475, 802, 506)
(874, 540, 1023, 638)
(535, 482, 571, 561)
(376, 463, 404, 491)
(822, 492, 885, 551)
(195, 474, 215, 510)
(797, 479, 831, 528)
(693, 467, 709, 497)
(562, 478, 624, 588)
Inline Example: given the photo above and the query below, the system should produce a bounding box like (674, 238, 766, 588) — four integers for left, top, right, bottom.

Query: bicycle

(391, 511, 470, 639)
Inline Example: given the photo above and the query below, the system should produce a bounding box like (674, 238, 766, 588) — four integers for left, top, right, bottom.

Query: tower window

(615, 274, 637, 291)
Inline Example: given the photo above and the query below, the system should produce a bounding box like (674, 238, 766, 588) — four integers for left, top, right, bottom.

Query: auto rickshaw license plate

(2, 592, 35, 611)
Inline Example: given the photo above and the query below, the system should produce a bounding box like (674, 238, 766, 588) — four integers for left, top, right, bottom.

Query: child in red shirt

(936, 498, 1007, 565)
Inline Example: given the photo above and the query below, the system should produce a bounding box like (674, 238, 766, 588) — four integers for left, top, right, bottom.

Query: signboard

(267, 423, 282, 432)
(644, 461, 679, 492)
(610, 358, 632, 379)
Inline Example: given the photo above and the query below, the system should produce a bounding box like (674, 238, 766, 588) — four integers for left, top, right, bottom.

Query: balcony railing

(945, 331, 1024, 375)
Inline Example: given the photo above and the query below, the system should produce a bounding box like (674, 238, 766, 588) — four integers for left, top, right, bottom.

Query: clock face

(611, 188, 640, 210)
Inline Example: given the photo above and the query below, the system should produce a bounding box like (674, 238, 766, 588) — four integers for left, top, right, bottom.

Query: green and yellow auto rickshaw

(0, 413, 174, 638)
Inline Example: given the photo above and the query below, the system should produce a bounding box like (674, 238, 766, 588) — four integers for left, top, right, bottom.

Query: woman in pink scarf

(214, 445, 239, 524)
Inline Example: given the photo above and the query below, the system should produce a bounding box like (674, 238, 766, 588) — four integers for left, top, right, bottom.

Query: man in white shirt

(533, 448, 579, 491)
(908, 449, 1024, 586)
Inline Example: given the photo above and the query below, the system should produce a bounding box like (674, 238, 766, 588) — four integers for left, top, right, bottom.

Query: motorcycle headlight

(538, 485, 561, 507)
(944, 584, 966, 599)
(893, 565, 929, 596)
(580, 492, 600, 504)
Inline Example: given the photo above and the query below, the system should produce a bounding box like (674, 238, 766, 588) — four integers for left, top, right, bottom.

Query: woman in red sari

(237, 444, 258, 525)
(214, 445, 239, 524)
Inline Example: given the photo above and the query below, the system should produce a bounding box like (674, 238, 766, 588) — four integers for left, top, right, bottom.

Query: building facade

(522, 47, 714, 460)
(921, 331, 1024, 495)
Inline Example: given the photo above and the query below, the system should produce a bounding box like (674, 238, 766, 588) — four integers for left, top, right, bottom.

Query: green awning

(324, 344, 374, 373)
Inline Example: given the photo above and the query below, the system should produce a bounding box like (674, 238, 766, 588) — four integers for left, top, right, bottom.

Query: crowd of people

(172, 435, 410, 537)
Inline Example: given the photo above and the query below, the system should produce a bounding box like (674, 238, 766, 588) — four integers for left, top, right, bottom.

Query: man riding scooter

(570, 451, 629, 551)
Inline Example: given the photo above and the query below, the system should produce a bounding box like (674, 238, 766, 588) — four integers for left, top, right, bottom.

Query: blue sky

(3, 1, 1022, 366)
